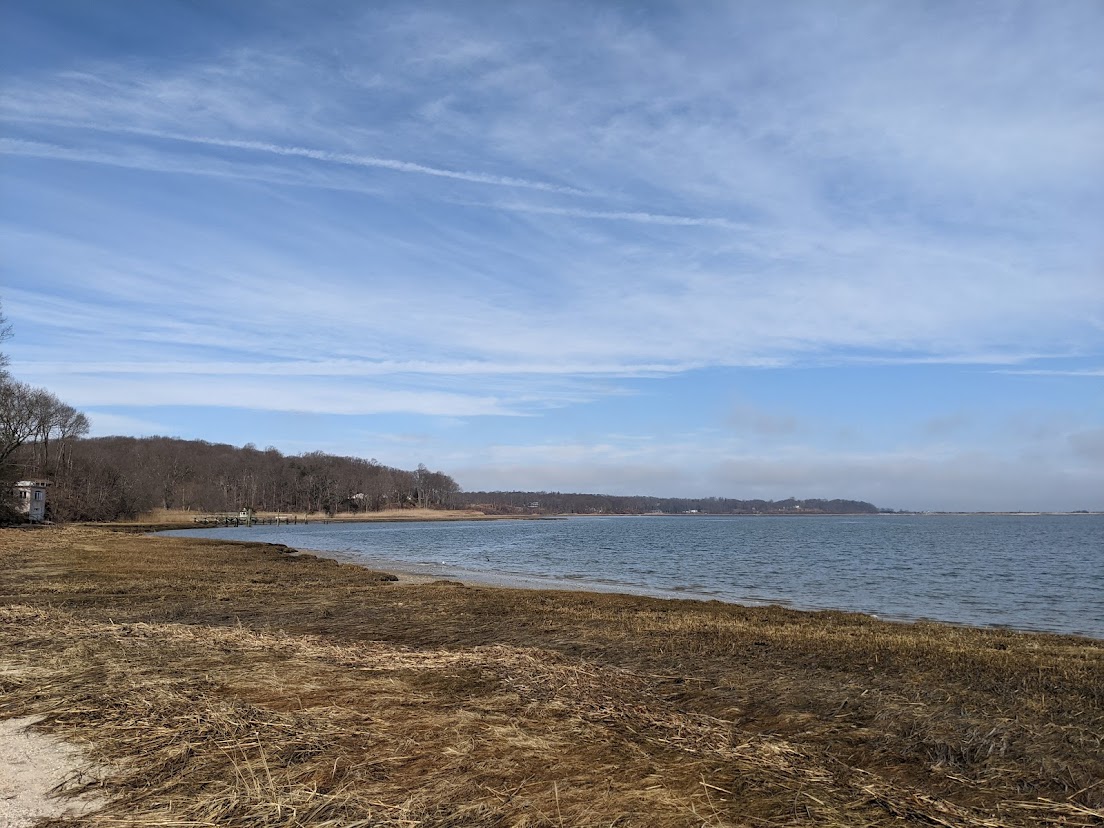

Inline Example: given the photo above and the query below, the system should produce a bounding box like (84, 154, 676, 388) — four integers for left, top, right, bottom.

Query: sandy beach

(1, 524, 1102, 827)
(0, 715, 105, 827)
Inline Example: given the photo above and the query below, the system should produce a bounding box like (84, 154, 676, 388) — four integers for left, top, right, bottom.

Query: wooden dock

(193, 514, 304, 527)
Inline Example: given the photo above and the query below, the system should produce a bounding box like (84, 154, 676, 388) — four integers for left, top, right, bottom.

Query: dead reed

(1, 526, 1101, 827)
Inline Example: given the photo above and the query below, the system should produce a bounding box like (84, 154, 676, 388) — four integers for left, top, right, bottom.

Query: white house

(12, 480, 48, 522)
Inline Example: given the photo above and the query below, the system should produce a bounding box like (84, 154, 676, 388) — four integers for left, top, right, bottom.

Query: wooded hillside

(14, 436, 460, 523)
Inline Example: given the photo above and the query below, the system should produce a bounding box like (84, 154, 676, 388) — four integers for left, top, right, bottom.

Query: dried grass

(1, 526, 1101, 827)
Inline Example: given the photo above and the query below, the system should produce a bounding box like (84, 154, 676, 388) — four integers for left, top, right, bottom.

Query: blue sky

(1, 0, 1101, 511)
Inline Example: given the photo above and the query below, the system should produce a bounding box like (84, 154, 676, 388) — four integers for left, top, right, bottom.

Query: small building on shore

(12, 480, 48, 522)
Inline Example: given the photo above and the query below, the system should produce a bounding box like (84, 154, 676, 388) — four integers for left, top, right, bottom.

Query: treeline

(11, 436, 461, 523)
(457, 491, 881, 515)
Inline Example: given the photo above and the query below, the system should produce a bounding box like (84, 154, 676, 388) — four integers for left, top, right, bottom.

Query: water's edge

(159, 514, 1104, 640)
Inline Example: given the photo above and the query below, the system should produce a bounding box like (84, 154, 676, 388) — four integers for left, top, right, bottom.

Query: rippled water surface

(164, 514, 1104, 638)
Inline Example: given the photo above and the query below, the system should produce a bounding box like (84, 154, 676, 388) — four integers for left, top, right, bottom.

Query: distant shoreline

(93, 507, 1104, 536)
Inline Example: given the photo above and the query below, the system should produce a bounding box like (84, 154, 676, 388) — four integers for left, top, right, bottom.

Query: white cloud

(30, 373, 518, 418)
(1, 3, 1101, 511)
(2, 2, 1100, 378)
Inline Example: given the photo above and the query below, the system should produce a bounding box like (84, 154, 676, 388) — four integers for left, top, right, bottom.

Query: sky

(1, 1, 1101, 512)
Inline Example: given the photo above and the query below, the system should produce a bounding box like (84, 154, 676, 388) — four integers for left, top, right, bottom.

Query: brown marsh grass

(1, 525, 1101, 827)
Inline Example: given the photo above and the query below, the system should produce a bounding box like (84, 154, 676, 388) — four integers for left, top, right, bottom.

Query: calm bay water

(162, 514, 1104, 638)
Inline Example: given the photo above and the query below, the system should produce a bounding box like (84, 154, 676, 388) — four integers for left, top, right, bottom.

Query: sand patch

(0, 716, 104, 827)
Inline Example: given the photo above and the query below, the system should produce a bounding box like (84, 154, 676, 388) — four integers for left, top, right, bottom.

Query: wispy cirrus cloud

(470, 201, 745, 229)
(1, 138, 750, 231)
(995, 368, 1104, 377)
(42, 373, 520, 418)
(1, 1, 1101, 509)
(16, 358, 705, 378)
(0, 136, 386, 194)
(0, 119, 591, 195)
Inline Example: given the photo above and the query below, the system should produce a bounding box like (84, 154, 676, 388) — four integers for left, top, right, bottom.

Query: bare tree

(0, 379, 41, 467)
(0, 306, 90, 506)
(0, 299, 12, 376)
(49, 405, 90, 479)
(29, 393, 67, 473)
